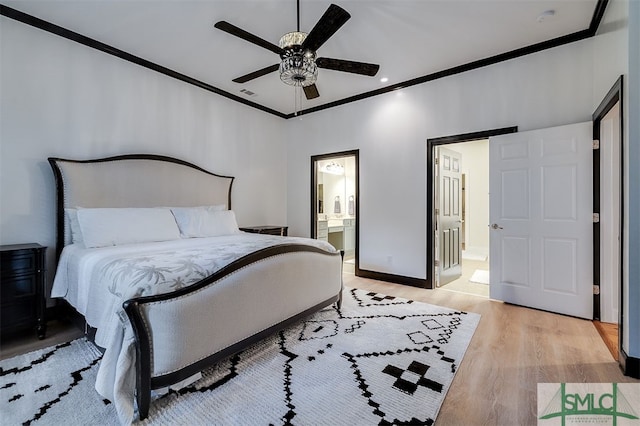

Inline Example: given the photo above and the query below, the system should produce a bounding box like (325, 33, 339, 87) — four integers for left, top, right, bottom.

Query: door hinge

(434, 260, 439, 267)
(593, 213, 600, 223)
(593, 285, 600, 295)
(435, 158, 439, 165)
(593, 139, 600, 150)
(435, 208, 440, 215)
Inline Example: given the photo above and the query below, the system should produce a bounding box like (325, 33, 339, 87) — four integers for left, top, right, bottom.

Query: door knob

(490, 223, 503, 230)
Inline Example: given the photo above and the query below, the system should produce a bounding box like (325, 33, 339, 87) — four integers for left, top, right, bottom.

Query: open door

(437, 147, 463, 286)
(489, 122, 593, 319)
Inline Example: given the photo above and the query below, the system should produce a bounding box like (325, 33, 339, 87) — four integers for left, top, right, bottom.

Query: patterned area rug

(1, 288, 480, 425)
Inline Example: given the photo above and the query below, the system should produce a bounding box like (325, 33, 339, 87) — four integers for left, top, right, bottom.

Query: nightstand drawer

(317, 229, 328, 238)
(1, 275, 37, 301)
(1, 243, 47, 339)
(239, 226, 288, 236)
(0, 250, 37, 276)
(1, 298, 36, 329)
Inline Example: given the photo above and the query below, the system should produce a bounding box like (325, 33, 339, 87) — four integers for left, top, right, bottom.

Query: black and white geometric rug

(0, 288, 480, 425)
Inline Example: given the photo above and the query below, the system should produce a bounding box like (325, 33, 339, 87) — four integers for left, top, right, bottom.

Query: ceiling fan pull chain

(297, 85, 304, 115)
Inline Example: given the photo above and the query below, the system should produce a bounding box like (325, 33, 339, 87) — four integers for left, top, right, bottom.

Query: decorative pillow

(171, 207, 240, 238)
(77, 208, 181, 248)
(167, 206, 225, 234)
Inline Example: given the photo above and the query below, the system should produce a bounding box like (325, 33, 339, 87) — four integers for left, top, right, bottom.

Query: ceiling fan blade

(316, 57, 380, 76)
(232, 64, 280, 83)
(303, 84, 320, 100)
(214, 21, 283, 55)
(301, 4, 351, 53)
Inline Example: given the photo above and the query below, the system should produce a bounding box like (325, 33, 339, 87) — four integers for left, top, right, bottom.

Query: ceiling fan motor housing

(279, 31, 317, 87)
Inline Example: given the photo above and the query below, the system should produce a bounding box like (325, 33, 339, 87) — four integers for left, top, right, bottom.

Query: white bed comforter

(51, 233, 336, 424)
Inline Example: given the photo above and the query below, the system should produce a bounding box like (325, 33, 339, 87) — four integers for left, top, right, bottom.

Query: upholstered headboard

(48, 154, 234, 257)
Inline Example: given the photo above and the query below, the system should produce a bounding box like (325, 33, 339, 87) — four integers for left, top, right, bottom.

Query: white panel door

(437, 147, 463, 286)
(489, 122, 593, 319)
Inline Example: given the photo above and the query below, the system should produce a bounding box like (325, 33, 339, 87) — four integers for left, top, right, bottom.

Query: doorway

(434, 141, 490, 297)
(427, 127, 517, 292)
(311, 150, 359, 273)
(592, 76, 624, 363)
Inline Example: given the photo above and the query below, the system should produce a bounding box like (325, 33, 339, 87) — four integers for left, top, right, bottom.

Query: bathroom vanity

(317, 218, 355, 257)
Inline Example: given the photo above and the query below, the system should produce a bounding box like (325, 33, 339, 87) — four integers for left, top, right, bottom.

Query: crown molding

(1, 1, 609, 119)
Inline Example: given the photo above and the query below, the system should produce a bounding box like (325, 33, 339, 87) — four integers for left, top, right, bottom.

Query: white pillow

(167, 204, 226, 212)
(167, 206, 225, 233)
(171, 208, 240, 238)
(65, 208, 83, 244)
(77, 208, 181, 248)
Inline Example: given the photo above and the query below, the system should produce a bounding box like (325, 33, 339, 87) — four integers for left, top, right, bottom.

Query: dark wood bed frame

(48, 154, 343, 420)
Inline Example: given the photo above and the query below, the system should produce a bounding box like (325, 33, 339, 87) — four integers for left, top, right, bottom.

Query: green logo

(539, 383, 639, 425)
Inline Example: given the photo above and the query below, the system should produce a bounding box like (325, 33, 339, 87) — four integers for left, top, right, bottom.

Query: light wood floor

(593, 320, 619, 361)
(344, 274, 639, 426)
(0, 320, 83, 361)
(2, 274, 638, 425)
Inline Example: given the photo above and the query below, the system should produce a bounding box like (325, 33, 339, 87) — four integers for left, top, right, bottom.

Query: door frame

(310, 149, 360, 274)
(426, 127, 517, 289)
(592, 76, 625, 366)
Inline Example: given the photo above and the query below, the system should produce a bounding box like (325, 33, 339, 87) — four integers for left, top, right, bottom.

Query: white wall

(0, 17, 288, 294)
(451, 140, 489, 257)
(625, 0, 639, 359)
(287, 39, 594, 279)
(599, 103, 621, 325)
(592, 0, 638, 358)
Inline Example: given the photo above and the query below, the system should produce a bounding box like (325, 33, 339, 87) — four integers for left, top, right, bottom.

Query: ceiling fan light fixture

(278, 31, 307, 49)
(278, 32, 317, 87)
(279, 53, 318, 87)
(216, 3, 377, 101)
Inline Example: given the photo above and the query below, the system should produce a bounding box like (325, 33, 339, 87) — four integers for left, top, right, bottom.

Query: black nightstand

(0, 243, 47, 340)
(240, 226, 288, 236)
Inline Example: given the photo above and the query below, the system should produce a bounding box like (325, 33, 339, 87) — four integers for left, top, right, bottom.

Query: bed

(48, 154, 343, 423)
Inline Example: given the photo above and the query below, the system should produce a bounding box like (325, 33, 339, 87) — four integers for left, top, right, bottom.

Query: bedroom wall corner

(285, 37, 594, 282)
(592, 0, 639, 359)
(624, 0, 639, 359)
(0, 16, 289, 301)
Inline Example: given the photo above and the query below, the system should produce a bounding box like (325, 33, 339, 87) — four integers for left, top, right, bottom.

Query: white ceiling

(4, 0, 599, 116)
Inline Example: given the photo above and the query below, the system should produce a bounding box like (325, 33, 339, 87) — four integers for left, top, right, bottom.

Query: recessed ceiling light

(380, 77, 389, 83)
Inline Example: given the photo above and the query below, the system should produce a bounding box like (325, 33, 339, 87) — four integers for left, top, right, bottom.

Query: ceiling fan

(214, 1, 380, 100)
